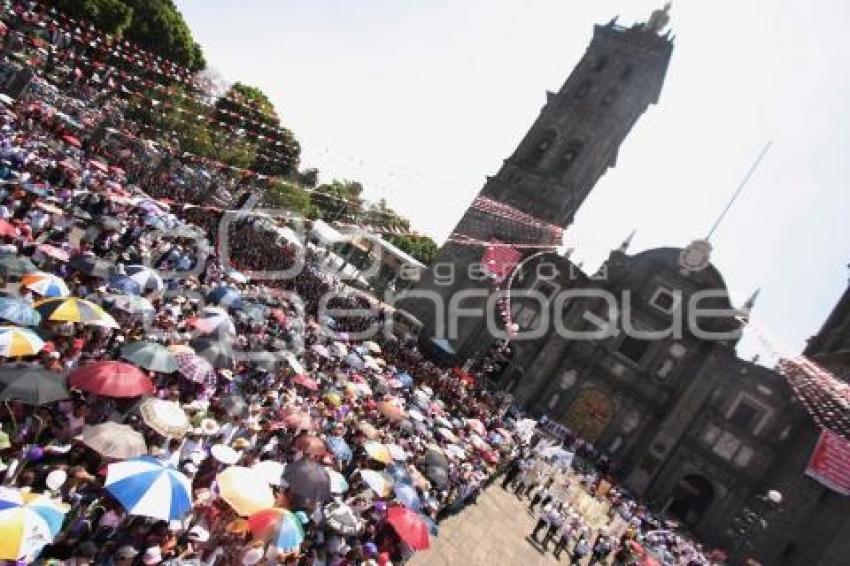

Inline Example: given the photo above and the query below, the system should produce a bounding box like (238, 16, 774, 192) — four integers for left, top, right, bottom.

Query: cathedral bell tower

(406, 8, 674, 357)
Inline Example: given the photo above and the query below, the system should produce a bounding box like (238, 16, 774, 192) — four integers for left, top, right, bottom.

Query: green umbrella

(121, 341, 178, 373)
(0, 367, 69, 405)
(0, 255, 37, 278)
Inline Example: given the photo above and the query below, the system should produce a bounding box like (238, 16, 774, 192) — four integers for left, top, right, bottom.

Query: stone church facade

(403, 8, 850, 565)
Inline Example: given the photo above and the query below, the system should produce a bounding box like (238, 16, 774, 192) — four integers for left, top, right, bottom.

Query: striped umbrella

(21, 273, 69, 298)
(68, 361, 154, 398)
(125, 265, 165, 292)
(174, 353, 216, 384)
(34, 297, 119, 328)
(121, 341, 178, 373)
(139, 398, 191, 439)
(0, 297, 40, 326)
(248, 508, 305, 552)
(0, 326, 45, 357)
(216, 466, 275, 516)
(105, 456, 192, 521)
(323, 501, 363, 536)
(0, 487, 67, 561)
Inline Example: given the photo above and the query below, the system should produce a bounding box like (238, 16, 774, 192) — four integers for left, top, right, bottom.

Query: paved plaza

(410, 483, 613, 566)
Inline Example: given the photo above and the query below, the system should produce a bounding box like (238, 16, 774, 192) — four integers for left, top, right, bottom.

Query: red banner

(805, 429, 850, 495)
(481, 239, 521, 282)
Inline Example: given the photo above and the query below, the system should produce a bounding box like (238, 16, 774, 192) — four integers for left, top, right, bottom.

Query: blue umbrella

(206, 286, 243, 309)
(0, 298, 41, 326)
(395, 372, 414, 388)
(393, 483, 422, 512)
(107, 275, 142, 295)
(105, 456, 192, 521)
(326, 436, 353, 462)
(386, 463, 412, 486)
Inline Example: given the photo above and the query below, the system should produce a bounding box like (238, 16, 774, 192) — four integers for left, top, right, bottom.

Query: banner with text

(806, 429, 850, 495)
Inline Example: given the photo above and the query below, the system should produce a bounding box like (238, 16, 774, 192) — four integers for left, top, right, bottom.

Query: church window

(555, 139, 584, 174)
(726, 393, 772, 435)
(617, 335, 651, 364)
(712, 431, 741, 460)
(729, 400, 761, 430)
(523, 128, 557, 168)
(650, 287, 680, 313)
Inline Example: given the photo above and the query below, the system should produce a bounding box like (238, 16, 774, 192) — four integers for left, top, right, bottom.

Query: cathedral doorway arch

(665, 474, 715, 527)
(560, 388, 614, 442)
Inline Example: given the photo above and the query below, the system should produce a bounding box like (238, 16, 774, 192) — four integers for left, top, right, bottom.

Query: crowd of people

(0, 5, 527, 565)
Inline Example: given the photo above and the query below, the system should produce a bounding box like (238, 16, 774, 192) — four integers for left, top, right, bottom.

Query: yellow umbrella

(216, 467, 275, 517)
(34, 297, 118, 328)
(0, 326, 45, 357)
(364, 441, 393, 465)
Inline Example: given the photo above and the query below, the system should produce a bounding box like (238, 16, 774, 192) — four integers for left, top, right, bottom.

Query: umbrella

(227, 269, 250, 283)
(61, 134, 81, 147)
(293, 374, 318, 391)
(386, 506, 430, 550)
(395, 371, 414, 388)
(35, 244, 70, 262)
(323, 501, 363, 536)
(21, 273, 69, 298)
(34, 297, 119, 328)
(386, 463, 413, 486)
(188, 307, 235, 336)
(437, 427, 459, 443)
(0, 219, 17, 238)
(0, 326, 44, 357)
(0, 256, 37, 278)
(278, 406, 314, 431)
(0, 487, 67, 561)
(221, 395, 248, 417)
(248, 508, 305, 552)
(378, 401, 406, 422)
(295, 435, 327, 457)
(139, 397, 190, 438)
(105, 456, 192, 521)
(358, 422, 379, 439)
(326, 468, 349, 494)
(359, 469, 393, 497)
(0, 368, 68, 405)
(422, 465, 449, 489)
(121, 341, 178, 373)
(386, 443, 409, 462)
(106, 294, 155, 316)
(68, 361, 154, 398)
(326, 436, 353, 461)
(283, 459, 331, 502)
(190, 337, 234, 369)
(216, 466, 275, 516)
(81, 422, 147, 459)
(125, 265, 165, 292)
(211, 444, 240, 465)
(393, 483, 422, 511)
(107, 274, 142, 295)
(363, 340, 381, 353)
(174, 353, 216, 384)
(206, 286, 243, 309)
(0, 298, 40, 327)
(252, 460, 286, 486)
(445, 444, 466, 460)
(423, 448, 449, 470)
(330, 341, 348, 357)
(68, 255, 113, 278)
(310, 344, 330, 358)
(407, 408, 426, 423)
(364, 442, 393, 465)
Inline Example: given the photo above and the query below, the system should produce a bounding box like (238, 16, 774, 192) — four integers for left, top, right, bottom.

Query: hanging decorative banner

(481, 239, 522, 282)
(806, 429, 850, 495)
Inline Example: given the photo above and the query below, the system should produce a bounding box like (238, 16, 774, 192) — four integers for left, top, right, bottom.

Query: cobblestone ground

(410, 483, 624, 566)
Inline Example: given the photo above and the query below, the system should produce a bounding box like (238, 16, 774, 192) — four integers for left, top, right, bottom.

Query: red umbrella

(293, 374, 319, 391)
(88, 159, 109, 173)
(68, 361, 154, 398)
(61, 134, 81, 148)
(37, 244, 69, 262)
(386, 506, 430, 550)
(0, 219, 18, 238)
(270, 309, 287, 324)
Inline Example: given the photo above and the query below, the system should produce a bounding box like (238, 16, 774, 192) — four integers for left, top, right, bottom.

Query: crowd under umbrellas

(0, 32, 518, 566)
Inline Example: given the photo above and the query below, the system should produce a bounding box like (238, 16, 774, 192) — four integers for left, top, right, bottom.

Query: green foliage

(310, 180, 364, 222)
(53, 0, 205, 70)
(388, 234, 439, 265)
(263, 180, 314, 217)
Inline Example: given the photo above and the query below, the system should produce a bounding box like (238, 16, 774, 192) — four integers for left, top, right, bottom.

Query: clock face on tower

(679, 239, 712, 274)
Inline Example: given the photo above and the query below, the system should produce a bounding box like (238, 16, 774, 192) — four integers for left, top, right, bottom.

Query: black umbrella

(283, 458, 331, 503)
(422, 465, 449, 489)
(190, 337, 235, 369)
(422, 449, 449, 470)
(0, 255, 37, 278)
(0, 367, 69, 405)
(323, 501, 363, 536)
(69, 255, 114, 278)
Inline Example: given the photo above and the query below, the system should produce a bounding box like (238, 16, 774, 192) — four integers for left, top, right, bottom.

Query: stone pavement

(410, 485, 583, 566)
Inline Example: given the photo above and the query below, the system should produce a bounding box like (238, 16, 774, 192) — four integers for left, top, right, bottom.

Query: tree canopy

(53, 0, 206, 71)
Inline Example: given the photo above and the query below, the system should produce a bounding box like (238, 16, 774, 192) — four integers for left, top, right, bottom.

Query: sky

(175, 0, 850, 362)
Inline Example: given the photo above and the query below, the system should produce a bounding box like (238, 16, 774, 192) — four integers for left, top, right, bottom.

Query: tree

(388, 235, 439, 265)
(263, 180, 314, 217)
(311, 180, 365, 222)
(53, 0, 206, 70)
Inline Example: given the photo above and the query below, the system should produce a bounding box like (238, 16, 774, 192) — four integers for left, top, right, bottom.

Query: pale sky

(176, 0, 850, 362)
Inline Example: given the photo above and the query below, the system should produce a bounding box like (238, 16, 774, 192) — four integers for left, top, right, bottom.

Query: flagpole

(706, 141, 772, 240)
